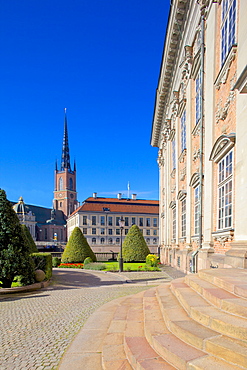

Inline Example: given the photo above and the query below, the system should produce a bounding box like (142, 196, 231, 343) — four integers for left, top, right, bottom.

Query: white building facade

(67, 194, 159, 253)
(151, 0, 247, 272)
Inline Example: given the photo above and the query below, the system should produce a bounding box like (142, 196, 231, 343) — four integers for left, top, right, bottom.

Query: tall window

(181, 199, 186, 238)
(139, 218, 143, 227)
(92, 238, 96, 244)
(153, 218, 157, 227)
(196, 72, 202, 124)
(146, 218, 150, 227)
(172, 208, 176, 240)
(83, 228, 87, 235)
(100, 216, 105, 226)
(92, 228, 96, 235)
(132, 217, 136, 225)
(195, 186, 200, 235)
(101, 228, 105, 235)
(125, 217, 129, 226)
(108, 229, 113, 235)
(69, 178, 73, 190)
(83, 216, 87, 225)
(172, 140, 176, 169)
(218, 151, 233, 229)
(181, 110, 186, 151)
(59, 177, 63, 190)
(221, 0, 236, 64)
(92, 216, 96, 225)
(116, 217, 120, 226)
(100, 238, 105, 244)
(108, 216, 112, 226)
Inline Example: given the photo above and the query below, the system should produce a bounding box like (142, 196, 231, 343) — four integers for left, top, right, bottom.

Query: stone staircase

(59, 268, 247, 369)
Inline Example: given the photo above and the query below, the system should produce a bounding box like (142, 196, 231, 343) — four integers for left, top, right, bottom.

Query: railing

(49, 251, 118, 261)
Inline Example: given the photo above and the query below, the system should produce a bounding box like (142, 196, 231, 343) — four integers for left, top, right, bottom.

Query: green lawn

(103, 262, 161, 272)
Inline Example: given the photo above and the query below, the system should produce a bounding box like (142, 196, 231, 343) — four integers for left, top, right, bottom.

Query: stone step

(198, 268, 247, 298)
(185, 274, 247, 318)
(170, 279, 247, 342)
(156, 283, 247, 368)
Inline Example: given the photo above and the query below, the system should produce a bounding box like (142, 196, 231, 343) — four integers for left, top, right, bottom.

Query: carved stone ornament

(213, 232, 234, 247)
(215, 45, 237, 89)
(179, 149, 187, 163)
(171, 185, 176, 194)
(215, 91, 235, 124)
(209, 133, 236, 163)
(162, 119, 171, 143)
(157, 149, 165, 168)
(180, 166, 186, 181)
(192, 122, 201, 137)
(193, 147, 201, 162)
(170, 168, 176, 179)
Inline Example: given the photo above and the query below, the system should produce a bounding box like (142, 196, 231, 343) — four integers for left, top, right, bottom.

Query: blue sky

(0, 0, 169, 208)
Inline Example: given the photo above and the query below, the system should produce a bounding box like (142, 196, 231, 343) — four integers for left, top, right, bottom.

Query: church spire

(61, 108, 71, 171)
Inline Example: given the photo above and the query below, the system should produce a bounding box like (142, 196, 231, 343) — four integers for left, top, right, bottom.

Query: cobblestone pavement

(0, 268, 175, 370)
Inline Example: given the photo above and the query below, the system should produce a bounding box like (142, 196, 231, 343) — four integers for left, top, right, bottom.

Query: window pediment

(177, 190, 187, 201)
(169, 200, 176, 209)
(189, 172, 200, 188)
(209, 133, 236, 163)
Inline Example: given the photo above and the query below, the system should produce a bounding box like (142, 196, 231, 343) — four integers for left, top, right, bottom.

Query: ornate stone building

(151, 0, 247, 272)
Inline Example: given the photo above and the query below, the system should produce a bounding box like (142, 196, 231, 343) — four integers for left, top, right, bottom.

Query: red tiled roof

(70, 197, 159, 217)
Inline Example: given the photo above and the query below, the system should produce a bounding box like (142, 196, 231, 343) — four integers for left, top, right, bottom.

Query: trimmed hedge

(32, 253, 52, 280)
(62, 227, 96, 263)
(122, 225, 150, 262)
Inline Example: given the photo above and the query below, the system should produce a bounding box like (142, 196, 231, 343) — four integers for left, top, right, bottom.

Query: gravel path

(0, 268, 172, 370)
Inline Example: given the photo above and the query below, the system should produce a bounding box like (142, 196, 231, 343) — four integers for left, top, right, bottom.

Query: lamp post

(118, 216, 125, 272)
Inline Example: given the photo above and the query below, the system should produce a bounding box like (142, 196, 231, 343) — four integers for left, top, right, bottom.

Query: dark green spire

(61, 108, 71, 171)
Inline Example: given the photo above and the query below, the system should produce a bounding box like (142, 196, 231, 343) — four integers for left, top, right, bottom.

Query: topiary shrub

(32, 253, 52, 280)
(52, 257, 61, 267)
(146, 254, 159, 267)
(61, 227, 96, 263)
(84, 257, 93, 265)
(0, 189, 35, 288)
(122, 225, 150, 262)
(20, 224, 38, 253)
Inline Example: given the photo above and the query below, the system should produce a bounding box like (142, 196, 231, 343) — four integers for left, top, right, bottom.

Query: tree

(61, 227, 96, 263)
(21, 224, 38, 253)
(122, 224, 150, 262)
(0, 189, 35, 288)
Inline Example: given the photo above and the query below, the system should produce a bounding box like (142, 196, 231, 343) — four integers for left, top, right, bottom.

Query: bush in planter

(32, 253, 52, 280)
(0, 189, 35, 288)
(122, 225, 150, 262)
(62, 227, 96, 263)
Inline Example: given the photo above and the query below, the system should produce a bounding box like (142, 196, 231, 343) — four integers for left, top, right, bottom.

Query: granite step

(185, 274, 247, 318)
(170, 279, 247, 341)
(156, 283, 247, 368)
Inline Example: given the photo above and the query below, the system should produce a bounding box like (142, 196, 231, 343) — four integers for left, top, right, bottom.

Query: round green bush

(52, 257, 61, 267)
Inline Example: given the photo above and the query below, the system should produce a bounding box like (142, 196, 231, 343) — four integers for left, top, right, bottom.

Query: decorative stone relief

(170, 169, 176, 179)
(213, 234, 233, 247)
(215, 45, 237, 89)
(215, 91, 235, 124)
(192, 122, 201, 137)
(193, 147, 201, 162)
(180, 167, 186, 181)
(171, 185, 176, 194)
(162, 119, 171, 143)
(157, 150, 164, 168)
(179, 149, 187, 163)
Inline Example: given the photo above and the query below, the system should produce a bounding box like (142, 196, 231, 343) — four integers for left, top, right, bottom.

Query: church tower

(53, 109, 78, 217)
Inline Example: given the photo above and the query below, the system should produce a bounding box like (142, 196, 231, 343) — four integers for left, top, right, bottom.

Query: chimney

(132, 194, 137, 200)
(93, 192, 97, 199)
(117, 193, 122, 200)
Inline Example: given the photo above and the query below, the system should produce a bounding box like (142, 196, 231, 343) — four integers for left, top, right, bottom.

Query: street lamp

(118, 216, 125, 272)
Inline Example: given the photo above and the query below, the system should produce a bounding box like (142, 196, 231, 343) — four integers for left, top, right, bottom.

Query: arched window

(146, 238, 150, 244)
(101, 238, 105, 244)
(59, 177, 63, 190)
(116, 238, 120, 244)
(69, 178, 73, 190)
(92, 238, 96, 244)
(109, 238, 113, 244)
(153, 238, 157, 244)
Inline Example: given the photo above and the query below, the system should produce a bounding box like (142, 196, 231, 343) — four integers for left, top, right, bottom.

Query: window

(60, 202, 62, 207)
(83, 216, 87, 225)
(172, 139, 176, 170)
(92, 216, 96, 225)
(83, 228, 87, 235)
(59, 177, 63, 190)
(153, 238, 157, 244)
(221, 0, 236, 64)
(181, 199, 186, 238)
(218, 151, 233, 229)
(108, 229, 113, 235)
(100, 238, 105, 244)
(146, 218, 150, 227)
(132, 217, 136, 225)
(146, 238, 150, 244)
(125, 229, 128, 235)
(92, 237, 96, 244)
(181, 110, 186, 151)
(116, 238, 120, 244)
(100, 216, 105, 226)
(109, 238, 113, 244)
(116, 217, 120, 226)
(44, 228, 48, 240)
(101, 228, 105, 235)
(125, 217, 129, 226)
(139, 218, 143, 227)
(92, 228, 96, 235)
(69, 178, 73, 190)
(108, 216, 112, 226)
(153, 229, 157, 236)
(195, 186, 200, 235)
(153, 218, 157, 227)
(195, 72, 202, 124)
(146, 229, 150, 236)
(116, 229, 120, 235)
(172, 208, 176, 240)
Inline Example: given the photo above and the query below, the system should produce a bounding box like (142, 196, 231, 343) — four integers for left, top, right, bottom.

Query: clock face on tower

(59, 193, 63, 197)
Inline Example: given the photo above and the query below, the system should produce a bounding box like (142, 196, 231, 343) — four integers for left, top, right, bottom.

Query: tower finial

(61, 109, 71, 171)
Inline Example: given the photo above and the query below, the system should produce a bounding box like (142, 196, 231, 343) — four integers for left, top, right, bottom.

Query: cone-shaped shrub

(21, 224, 38, 253)
(122, 224, 150, 262)
(61, 227, 96, 263)
(0, 189, 35, 288)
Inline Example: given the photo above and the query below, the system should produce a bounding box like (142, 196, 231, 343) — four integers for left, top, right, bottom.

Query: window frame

(221, 0, 236, 65)
(181, 110, 186, 152)
(218, 150, 233, 230)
